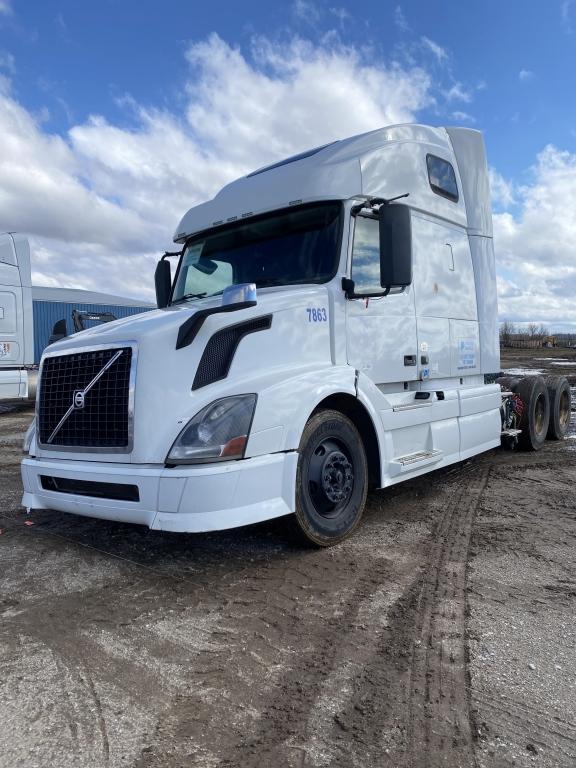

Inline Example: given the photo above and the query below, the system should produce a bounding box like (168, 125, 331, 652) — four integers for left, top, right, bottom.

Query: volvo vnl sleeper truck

(22, 124, 552, 545)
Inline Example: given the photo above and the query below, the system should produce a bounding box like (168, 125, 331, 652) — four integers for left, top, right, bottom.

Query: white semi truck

(21, 125, 570, 545)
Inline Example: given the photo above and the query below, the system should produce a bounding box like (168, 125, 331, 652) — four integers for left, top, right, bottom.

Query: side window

(426, 154, 459, 202)
(351, 216, 381, 293)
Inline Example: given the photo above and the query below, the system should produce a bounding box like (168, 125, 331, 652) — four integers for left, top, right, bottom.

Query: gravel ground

(0, 350, 575, 768)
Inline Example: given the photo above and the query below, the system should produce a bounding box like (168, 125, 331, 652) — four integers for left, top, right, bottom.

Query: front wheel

(294, 410, 368, 547)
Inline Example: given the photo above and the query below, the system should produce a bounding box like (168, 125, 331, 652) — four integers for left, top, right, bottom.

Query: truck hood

(35, 285, 334, 464)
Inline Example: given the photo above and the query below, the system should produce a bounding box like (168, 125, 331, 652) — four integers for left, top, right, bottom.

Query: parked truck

(0, 233, 152, 400)
(20, 125, 570, 545)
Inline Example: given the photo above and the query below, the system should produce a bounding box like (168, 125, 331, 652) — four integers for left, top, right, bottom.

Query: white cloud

(519, 69, 534, 82)
(451, 110, 475, 123)
(444, 81, 472, 102)
(0, 34, 433, 301)
(494, 145, 576, 327)
(293, 0, 321, 24)
(420, 36, 448, 63)
(329, 6, 350, 25)
(561, 0, 574, 32)
(394, 6, 410, 31)
(489, 168, 515, 209)
(0, 0, 12, 15)
(0, 51, 15, 73)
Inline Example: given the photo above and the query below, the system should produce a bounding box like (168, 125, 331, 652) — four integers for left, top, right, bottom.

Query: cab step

(389, 448, 443, 477)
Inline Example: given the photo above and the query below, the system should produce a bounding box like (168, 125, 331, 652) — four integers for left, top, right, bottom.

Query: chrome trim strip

(36, 341, 138, 455)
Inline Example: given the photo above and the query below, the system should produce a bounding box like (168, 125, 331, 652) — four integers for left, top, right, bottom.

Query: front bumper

(21, 452, 298, 532)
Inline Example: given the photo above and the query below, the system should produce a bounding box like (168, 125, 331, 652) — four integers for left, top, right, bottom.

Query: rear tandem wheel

(543, 375, 572, 440)
(516, 375, 550, 451)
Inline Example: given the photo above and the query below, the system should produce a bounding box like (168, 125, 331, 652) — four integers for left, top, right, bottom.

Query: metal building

(31, 286, 153, 363)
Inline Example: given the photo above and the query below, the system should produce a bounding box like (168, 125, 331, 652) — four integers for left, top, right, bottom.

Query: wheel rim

(307, 438, 354, 518)
(534, 393, 547, 435)
(559, 390, 571, 430)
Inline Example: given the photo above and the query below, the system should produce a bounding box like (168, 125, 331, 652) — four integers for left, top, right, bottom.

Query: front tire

(294, 410, 368, 547)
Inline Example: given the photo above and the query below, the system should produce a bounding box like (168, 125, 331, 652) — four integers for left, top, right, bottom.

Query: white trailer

(0, 234, 34, 399)
(20, 125, 569, 545)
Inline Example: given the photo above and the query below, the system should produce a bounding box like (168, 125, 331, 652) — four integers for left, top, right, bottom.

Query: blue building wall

(32, 301, 152, 364)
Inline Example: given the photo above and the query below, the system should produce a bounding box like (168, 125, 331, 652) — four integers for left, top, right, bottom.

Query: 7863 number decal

(307, 307, 328, 322)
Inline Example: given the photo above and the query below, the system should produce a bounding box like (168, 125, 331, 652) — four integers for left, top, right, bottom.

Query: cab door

(345, 214, 417, 385)
(411, 213, 479, 380)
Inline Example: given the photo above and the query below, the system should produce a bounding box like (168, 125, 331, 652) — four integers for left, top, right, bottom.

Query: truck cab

(21, 124, 502, 545)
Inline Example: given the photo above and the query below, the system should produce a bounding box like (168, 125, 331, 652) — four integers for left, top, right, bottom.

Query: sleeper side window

(426, 154, 459, 202)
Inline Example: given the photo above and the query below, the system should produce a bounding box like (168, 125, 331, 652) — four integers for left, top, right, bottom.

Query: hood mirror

(222, 283, 257, 307)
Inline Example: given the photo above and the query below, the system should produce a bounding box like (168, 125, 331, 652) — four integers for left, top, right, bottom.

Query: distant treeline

(500, 321, 576, 348)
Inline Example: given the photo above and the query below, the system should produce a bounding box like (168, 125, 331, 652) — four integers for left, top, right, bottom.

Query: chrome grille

(38, 347, 133, 449)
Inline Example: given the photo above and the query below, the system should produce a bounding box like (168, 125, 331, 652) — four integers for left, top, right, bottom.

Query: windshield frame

(169, 201, 344, 305)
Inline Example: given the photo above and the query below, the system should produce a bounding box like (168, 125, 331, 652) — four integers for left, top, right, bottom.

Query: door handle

(446, 243, 455, 271)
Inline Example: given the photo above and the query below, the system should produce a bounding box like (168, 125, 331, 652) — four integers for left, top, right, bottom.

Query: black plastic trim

(40, 475, 140, 502)
(176, 302, 257, 350)
(192, 315, 273, 390)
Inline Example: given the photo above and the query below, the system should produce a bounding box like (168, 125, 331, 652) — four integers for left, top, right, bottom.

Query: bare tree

(527, 322, 539, 338)
(500, 320, 515, 347)
(537, 324, 549, 338)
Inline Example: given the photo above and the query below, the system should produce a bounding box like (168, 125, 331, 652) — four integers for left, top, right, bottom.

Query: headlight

(166, 394, 257, 464)
(23, 418, 36, 454)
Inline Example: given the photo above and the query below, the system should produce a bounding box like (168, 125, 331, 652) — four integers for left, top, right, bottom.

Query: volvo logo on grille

(73, 390, 86, 409)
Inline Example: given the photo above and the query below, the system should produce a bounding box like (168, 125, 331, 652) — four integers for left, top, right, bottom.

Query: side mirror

(48, 319, 68, 346)
(379, 204, 412, 289)
(155, 258, 172, 308)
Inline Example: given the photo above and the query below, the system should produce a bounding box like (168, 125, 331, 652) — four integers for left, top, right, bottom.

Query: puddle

(502, 368, 545, 376)
(534, 357, 569, 362)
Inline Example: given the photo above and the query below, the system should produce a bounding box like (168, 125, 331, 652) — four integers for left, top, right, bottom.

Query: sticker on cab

(306, 308, 328, 322)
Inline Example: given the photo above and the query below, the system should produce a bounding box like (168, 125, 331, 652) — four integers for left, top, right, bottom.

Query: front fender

(246, 365, 357, 456)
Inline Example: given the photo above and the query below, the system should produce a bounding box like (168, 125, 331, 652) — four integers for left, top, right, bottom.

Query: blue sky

(1, 0, 576, 327)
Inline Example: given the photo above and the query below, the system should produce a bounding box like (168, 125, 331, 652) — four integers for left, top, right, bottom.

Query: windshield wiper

(170, 292, 207, 305)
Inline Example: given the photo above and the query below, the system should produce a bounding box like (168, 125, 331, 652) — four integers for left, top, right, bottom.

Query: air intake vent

(193, 316, 272, 390)
(38, 346, 133, 450)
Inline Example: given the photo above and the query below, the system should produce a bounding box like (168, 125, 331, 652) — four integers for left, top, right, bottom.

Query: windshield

(171, 202, 342, 304)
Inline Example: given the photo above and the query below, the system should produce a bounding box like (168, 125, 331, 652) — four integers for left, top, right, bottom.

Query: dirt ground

(0, 349, 575, 768)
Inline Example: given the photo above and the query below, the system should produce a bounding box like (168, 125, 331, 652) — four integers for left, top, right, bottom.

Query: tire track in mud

(400, 466, 490, 768)
(467, 456, 576, 767)
(172, 465, 491, 768)
(139, 549, 404, 768)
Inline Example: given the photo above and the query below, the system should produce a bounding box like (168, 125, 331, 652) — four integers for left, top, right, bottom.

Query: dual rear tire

(499, 374, 571, 450)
